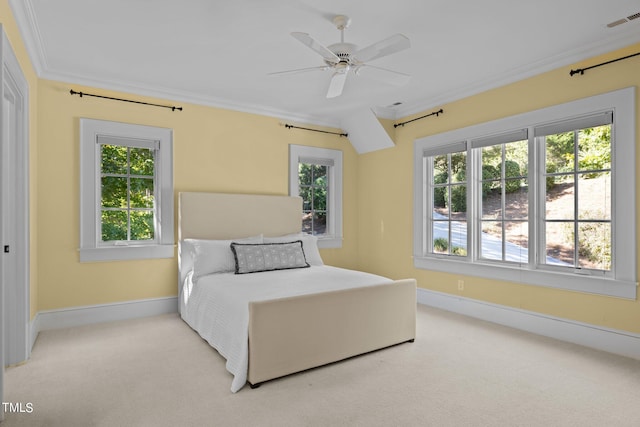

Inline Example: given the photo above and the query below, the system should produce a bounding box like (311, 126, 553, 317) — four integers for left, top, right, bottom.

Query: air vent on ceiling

(607, 11, 640, 28)
(607, 18, 628, 28)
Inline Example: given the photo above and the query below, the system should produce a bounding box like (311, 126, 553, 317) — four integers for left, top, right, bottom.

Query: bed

(178, 192, 417, 392)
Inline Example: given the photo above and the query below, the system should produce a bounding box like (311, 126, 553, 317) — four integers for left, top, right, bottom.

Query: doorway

(0, 24, 30, 418)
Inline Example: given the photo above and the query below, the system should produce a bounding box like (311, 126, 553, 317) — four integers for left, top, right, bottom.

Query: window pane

(505, 140, 528, 177)
(449, 183, 466, 219)
(545, 221, 574, 266)
(300, 187, 312, 209)
(482, 183, 502, 220)
(310, 211, 326, 235)
(545, 131, 575, 174)
(546, 175, 574, 220)
(313, 165, 327, 184)
(130, 211, 155, 240)
(101, 210, 127, 241)
(505, 182, 528, 220)
(101, 177, 127, 208)
(433, 184, 447, 209)
(432, 221, 449, 254)
(130, 177, 154, 208)
(450, 221, 467, 257)
(481, 221, 502, 260)
(451, 152, 466, 180)
(101, 144, 127, 174)
(299, 162, 330, 236)
(299, 163, 312, 186)
(481, 145, 501, 169)
(433, 154, 448, 179)
(578, 172, 610, 220)
(129, 147, 154, 176)
(578, 222, 611, 271)
(505, 221, 528, 262)
(578, 125, 611, 173)
(302, 211, 312, 234)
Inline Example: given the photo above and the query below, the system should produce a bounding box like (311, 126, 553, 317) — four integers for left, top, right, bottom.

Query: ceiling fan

(270, 15, 411, 98)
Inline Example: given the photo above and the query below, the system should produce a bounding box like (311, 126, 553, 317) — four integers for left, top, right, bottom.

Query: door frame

(1, 23, 30, 371)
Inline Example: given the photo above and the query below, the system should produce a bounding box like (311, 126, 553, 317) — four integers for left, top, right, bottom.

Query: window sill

(317, 236, 343, 249)
(80, 244, 175, 262)
(413, 256, 637, 299)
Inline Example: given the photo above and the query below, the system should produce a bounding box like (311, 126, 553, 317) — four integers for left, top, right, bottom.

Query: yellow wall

(357, 42, 640, 334)
(3, 1, 640, 335)
(36, 81, 358, 310)
(1, 0, 39, 318)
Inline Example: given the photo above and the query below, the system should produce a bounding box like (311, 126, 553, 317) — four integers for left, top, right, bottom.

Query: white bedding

(180, 265, 392, 392)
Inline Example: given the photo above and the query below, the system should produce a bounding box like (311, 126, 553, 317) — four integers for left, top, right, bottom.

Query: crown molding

(394, 28, 640, 120)
(11, 0, 640, 130)
(8, 0, 47, 75)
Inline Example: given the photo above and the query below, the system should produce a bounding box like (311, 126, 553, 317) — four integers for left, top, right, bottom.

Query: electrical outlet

(457, 279, 464, 291)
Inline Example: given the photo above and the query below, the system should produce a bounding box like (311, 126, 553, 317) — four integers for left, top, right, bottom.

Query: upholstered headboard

(177, 192, 303, 310)
(178, 192, 303, 240)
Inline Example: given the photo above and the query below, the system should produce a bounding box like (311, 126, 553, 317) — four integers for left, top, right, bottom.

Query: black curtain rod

(284, 123, 348, 137)
(394, 108, 444, 128)
(69, 89, 183, 111)
(569, 51, 640, 76)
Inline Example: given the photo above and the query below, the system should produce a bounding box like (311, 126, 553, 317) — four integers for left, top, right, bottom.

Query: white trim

(289, 144, 343, 247)
(11, 0, 640, 127)
(1, 24, 30, 366)
(413, 87, 636, 299)
(394, 30, 640, 119)
(29, 315, 38, 351)
(32, 296, 178, 335)
(79, 118, 174, 262)
(417, 288, 640, 360)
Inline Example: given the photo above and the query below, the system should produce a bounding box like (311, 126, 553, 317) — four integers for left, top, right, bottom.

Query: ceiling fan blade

(268, 66, 329, 76)
(354, 64, 411, 86)
(326, 71, 348, 98)
(291, 32, 340, 64)
(352, 34, 410, 63)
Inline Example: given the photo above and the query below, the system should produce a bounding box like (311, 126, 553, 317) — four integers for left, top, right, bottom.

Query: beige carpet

(4, 305, 640, 427)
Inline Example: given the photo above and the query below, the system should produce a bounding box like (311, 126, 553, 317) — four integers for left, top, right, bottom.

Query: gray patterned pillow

(230, 241, 310, 274)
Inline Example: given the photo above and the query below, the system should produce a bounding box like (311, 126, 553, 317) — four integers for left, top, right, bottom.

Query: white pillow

(263, 233, 324, 266)
(185, 235, 263, 278)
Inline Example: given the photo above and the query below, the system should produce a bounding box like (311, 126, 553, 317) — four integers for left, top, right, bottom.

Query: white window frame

(80, 118, 174, 262)
(413, 87, 636, 299)
(289, 144, 343, 249)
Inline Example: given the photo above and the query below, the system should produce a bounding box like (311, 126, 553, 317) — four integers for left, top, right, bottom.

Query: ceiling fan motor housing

(327, 42, 358, 65)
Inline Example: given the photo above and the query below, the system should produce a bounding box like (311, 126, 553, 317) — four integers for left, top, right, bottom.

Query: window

(413, 88, 636, 298)
(80, 119, 174, 262)
(289, 144, 343, 248)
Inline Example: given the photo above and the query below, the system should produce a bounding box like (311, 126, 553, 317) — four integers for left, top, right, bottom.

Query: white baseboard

(417, 288, 640, 360)
(30, 296, 178, 351)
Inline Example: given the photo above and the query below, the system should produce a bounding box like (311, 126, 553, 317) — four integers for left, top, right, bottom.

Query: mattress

(180, 265, 392, 392)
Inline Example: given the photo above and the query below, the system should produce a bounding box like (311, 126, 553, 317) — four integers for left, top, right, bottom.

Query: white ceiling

(10, 0, 640, 127)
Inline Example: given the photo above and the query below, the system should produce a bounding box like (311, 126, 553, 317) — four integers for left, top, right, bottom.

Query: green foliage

(433, 172, 448, 208)
(579, 125, 611, 178)
(504, 160, 521, 193)
(100, 145, 156, 241)
(433, 237, 448, 252)
(481, 164, 499, 198)
(432, 237, 466, 256)
(445, 170, 466, 212)
(299, 163, 328, 234)
(545, 125, 610, 178)
(451, 246, 467, 256)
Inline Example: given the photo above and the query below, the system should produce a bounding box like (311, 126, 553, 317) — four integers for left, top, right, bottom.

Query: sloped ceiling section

(9, 0, 640, 152)
(341, 109, 395, 154)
